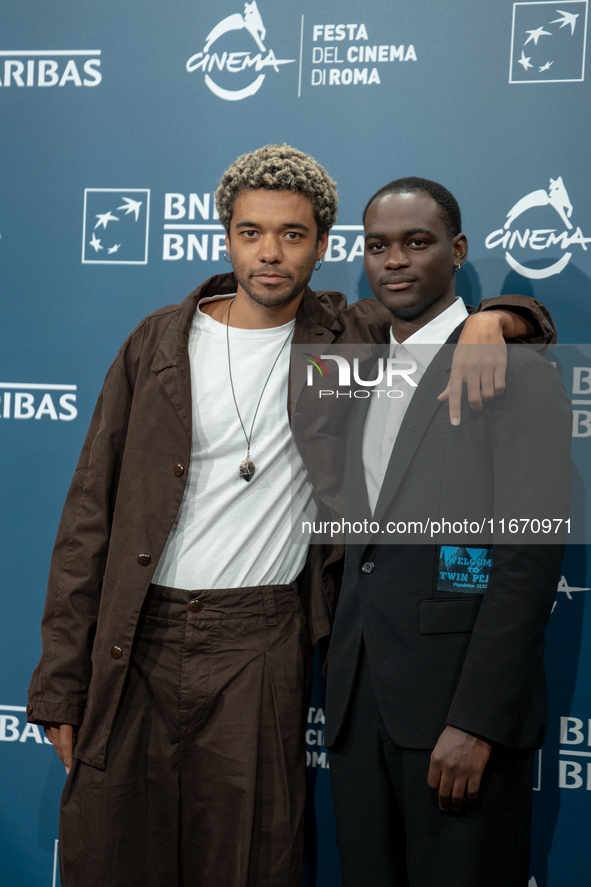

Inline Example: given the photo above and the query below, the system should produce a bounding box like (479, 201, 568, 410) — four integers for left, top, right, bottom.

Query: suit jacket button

(138, 553, 151, 566)
(189, 599, 202, 613)
(111, 646, 123, 659)
(173, 463, 185, 477)
(361, 561, 375, 574)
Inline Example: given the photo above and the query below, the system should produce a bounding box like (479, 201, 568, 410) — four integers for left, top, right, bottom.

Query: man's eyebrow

(234, 221, 310, 231)
(281, 222, 310, 231)
(365, 227, 434, 240)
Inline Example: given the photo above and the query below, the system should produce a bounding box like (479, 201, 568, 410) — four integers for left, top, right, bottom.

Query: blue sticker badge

(437, 547, 493, 593)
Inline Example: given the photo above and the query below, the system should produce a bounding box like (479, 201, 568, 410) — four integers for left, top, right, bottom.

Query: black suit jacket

(324, 325, 572, 750)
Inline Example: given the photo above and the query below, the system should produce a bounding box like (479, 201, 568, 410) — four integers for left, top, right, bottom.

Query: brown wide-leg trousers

(59, 581, 313, 887)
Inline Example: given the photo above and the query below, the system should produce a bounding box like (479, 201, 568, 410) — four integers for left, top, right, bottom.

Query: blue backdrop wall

(1, 2, 590, 885)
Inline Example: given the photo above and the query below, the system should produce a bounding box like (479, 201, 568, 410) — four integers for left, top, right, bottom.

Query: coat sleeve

(475, 293, 556, 344)
(445, 354, 572, 746)
(27, 357, 135, 727)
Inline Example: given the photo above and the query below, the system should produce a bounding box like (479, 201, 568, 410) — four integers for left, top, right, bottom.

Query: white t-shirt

(152, 295, 312, 590)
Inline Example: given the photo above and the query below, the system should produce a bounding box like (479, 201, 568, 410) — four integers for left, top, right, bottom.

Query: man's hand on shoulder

(438, 309, 529, 425)
(427, 725, 493, 812)
(44, 723, 76, 775)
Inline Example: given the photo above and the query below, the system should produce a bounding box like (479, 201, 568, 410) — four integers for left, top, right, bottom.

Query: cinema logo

(0, 705, 52, 745)
(186, 2, 295, 101)
(0, 49, 101, 88)
(559, 715, 591, 789)
(485, 176, 591, 279)
(310, 21, 417, 89)
(0, 382, 77, 421)
(304, 352, 418, 398)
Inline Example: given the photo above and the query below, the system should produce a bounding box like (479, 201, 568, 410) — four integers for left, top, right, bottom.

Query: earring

(224, 251, 232, 264)
(314, 260, 322, 271)
(454, 265, 461, 273)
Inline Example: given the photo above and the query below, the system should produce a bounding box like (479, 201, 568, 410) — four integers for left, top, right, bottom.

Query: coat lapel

(150, 273, 238, 437)
(289, 285, 343, 424)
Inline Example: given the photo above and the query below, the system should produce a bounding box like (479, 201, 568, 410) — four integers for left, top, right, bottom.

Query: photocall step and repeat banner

(1, 1, 590, 884)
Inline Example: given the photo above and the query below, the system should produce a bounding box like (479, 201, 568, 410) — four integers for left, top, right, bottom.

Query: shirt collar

(390, 298, 469, 368)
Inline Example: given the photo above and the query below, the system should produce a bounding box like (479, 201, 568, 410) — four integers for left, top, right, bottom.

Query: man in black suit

(323, 178, 572, 886)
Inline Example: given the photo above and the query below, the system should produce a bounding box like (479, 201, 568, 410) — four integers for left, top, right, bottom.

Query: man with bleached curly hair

(28, 144, 553, 887)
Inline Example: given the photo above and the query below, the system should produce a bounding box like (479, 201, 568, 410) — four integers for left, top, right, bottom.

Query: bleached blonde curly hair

(215, 144, 338, 235)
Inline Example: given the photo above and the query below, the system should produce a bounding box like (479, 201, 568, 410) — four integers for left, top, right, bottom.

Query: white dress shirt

(362, 298, 469, 515)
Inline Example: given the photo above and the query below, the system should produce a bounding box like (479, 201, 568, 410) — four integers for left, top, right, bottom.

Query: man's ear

(225, 232, 231, 254)
(452, 232, 468, 268)
(317, 229, 329, 261)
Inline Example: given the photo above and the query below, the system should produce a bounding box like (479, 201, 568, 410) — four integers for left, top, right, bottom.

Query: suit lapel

(344, 393, 373, 524)
(371, 335, 460, 529)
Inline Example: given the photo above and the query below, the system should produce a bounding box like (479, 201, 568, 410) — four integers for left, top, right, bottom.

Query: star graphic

(107, 243, 122, 254)
(89, 233, 103, 252)
(556, 575, 590, 600)
(518, 50, 534, 70)
(94, 211, 119, 230)
(117, 196, 142, 222)
(551, 10, 579, 35)
(524, 25, 553, 46)
(539, 61, 554, 72)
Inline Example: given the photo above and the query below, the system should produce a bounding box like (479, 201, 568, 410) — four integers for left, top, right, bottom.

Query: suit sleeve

(27, 358, 134, 727)
(445, 354, 571, 746)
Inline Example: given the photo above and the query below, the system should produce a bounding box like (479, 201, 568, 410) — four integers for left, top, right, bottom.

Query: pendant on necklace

(239, 459, 256, 482)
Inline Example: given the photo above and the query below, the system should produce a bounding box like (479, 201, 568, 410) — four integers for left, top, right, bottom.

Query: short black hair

(363, 176, 462, 237)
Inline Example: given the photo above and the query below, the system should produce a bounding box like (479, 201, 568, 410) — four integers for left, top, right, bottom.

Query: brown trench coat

(27, 273, 555, 769)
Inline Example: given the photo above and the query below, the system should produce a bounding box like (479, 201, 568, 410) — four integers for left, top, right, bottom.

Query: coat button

(173, 463, 185, 477)
(189, 599, 202, 613)
(361, 562, 375, 574)
(111, 646, 123, 659)
(138, 553, 151, 566)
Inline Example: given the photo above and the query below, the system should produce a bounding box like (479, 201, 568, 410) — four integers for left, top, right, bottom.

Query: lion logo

(203, 2, 267, 55)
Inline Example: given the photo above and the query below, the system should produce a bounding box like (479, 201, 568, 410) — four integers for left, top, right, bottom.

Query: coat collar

(151, 273, 344, 375)
(150, 273, 346, 440)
